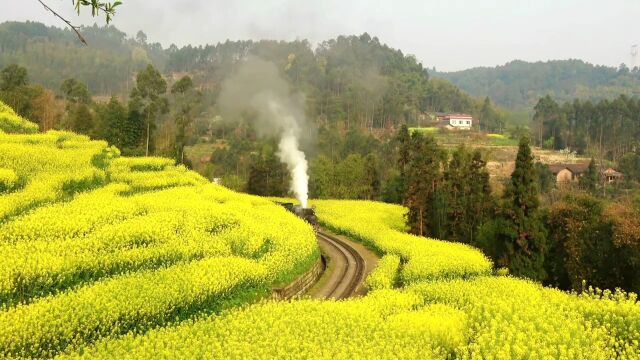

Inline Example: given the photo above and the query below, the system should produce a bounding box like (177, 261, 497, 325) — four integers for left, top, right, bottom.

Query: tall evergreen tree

(97, 96, 128, 148)
(395, 124, 411, 205)
(467, 149, 494, 243)
(493, 136, 547, 280)
(404, 132, 443, 236)
(363, 153, 381, 200)
(579, 158, 598, 193)
(444, 146, 494, 244)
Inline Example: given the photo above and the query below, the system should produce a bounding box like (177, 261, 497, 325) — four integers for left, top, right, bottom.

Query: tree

(67, 102, 94, 135)
(491, 136, 547, 280)
(136, 30, 148, 45)
(31, 88, 63, 131)
(618, 152, 640, 182)
(404, 132, 444, 236)
(533, 95, 560, 148)
(309, 155, 334, 198)
(246, 145, 288, 196)
(534, 162, 554, 193)
(0, 65, 41, 120)
(129, 64, 168, 156)
(0, 64, 27, 91)
(170, 75, 199, 164)
(444, 146, 494, 244)
(395, 124, 411, 204)
(362, 153, 381, 200)
(61, 79, 91, 104)
(579, 158, 598, 193)
(97, 96, 128, 148)
(546, 193, 640, 292)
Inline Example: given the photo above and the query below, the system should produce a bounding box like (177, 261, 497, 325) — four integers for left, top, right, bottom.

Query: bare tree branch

(36, 0, 88, 45)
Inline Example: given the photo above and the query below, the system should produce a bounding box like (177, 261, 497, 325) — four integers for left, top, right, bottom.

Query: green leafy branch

(36, 0, 123, 45)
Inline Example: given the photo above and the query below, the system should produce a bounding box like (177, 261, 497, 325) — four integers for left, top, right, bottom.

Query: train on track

(277, 202, 318, 228)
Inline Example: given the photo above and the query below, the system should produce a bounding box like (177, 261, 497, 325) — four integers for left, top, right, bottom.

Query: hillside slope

(0, 100, 318, 357)
(0, 101, 638, 359)
(434, 59, 640, 110)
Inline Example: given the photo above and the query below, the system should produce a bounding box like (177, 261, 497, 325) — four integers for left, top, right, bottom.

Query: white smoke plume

(218, 57, 310, 207)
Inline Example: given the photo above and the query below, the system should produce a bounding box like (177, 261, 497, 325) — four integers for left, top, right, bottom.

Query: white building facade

(443, 113, 473, 130)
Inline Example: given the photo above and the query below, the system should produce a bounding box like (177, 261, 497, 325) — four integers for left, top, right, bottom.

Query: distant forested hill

(0, 21, 494, 129)
(0, 21, 164, 95)
(434, 60, 640, 110)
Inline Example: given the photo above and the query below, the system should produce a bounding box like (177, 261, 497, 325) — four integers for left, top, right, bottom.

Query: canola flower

(1, 102, 638, 359)
(410, 276, 639, 359)
(0, 114, 318, 357)
(365, 254, 400, 291)
(0, 101, 39, 134)
(60, 290, 468, 360)
(312, 199, 493, 282)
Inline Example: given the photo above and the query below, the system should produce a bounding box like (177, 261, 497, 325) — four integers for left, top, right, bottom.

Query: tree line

(436, 59, 640, 111)
(0, 63, 198, 163)
(394, 127, 639, 293)
(532, 94, 640, 162)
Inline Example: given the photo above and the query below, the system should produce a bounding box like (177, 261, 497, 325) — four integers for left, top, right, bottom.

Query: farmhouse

(547, 163, 624, 185)
(547, 163, 590, 183)
(437, 113, 473, 130)
(602, 168, 623, 183)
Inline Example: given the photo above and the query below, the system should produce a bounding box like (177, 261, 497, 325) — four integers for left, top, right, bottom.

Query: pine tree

(98, 96, 127, 148)
(444, 145, 470, 242)
(395, 124, 411, 204)
(579, 158, 598, 193)
(494, 136, 547, 280)
(405, 132, 444, 236)
(467, 150, 494, 243)
(444, 146, 494, 244)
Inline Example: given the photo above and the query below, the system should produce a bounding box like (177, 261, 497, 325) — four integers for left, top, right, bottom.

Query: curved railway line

(310, 230, 368, 299)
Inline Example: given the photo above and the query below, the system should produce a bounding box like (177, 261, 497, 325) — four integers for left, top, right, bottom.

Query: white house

(440, 113, 473, 130)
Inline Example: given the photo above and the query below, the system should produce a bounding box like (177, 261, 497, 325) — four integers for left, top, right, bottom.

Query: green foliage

(532, 95, 640, 160)
(246, 145, 288, 197)
(489, 136, 547, 280)
(444, 146, 494, 244)
(546, 193, 623, 291)
(619, 152, 640, 182)
(129, 64, 168, 156)
(579, 158, 599, 192)
(534, 161, 554, 193)
(73, 0, 123, 24)
(60, 78, 91, 104)
(404, 132, 445, 236)
(436, 59, 640, 110)
(0, 99, 39, 133)
(0, 64, 27, 91)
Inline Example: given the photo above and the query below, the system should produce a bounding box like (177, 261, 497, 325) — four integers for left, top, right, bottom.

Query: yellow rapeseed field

(0, 101, 638, 359)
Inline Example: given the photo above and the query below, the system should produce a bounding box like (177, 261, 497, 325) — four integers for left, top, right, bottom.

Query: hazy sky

(3, 0, 639, 71)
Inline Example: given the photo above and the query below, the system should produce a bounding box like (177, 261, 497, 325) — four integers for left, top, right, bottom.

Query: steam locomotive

(277, 202, 318, 228)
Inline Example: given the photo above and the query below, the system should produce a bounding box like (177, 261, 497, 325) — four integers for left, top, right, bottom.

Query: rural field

(1, 101, 639, 359)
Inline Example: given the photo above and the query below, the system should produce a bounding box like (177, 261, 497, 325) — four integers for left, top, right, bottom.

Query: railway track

(312, 230, 366, 299)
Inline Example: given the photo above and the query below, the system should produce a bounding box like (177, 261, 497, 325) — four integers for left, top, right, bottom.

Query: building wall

(448, 117, 472, 129)
(556, 169, 573, 182)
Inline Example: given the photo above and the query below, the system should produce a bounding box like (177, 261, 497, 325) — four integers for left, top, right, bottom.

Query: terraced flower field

(1, 101, 638, 359)
(0, 102, 318, 358)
